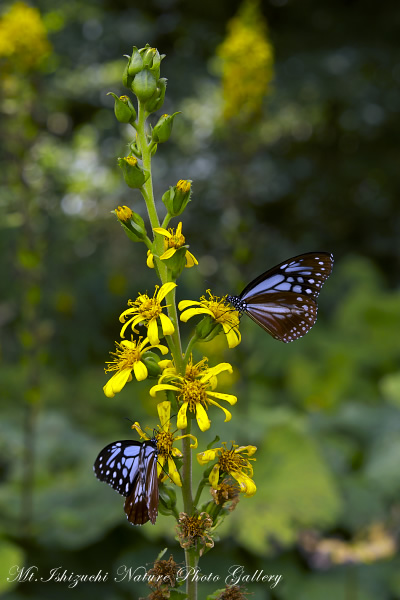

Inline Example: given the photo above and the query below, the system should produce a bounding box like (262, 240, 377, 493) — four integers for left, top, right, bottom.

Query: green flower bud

(114, 206, 148, 242)
(141, 351, 162, 378)
(162, 179, 192, 217)
(107, 93, 136, 124)
(158, 484, 178, 515)
(142, 46, 157, 67)
(195, 315, 223, 342)
(152, 112, 180, 143)
(127, 46, 144, 76)
(132, 68, 157, 102)
(118, 156, 149, 189)
(122, 56, 134, 89)
(145, 77, 167, 113)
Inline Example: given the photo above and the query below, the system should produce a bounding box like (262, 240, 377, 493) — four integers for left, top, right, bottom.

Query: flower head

(148, 222, 198, 269)
(177, 512, 214, 554)
(115, 205, 133, 222)
(119, 282, 176, 345)
(150, 358, 236, 432)
(132, 401, 197, 486)
(197, 443, 257, 497)
(179, 290, 241, 348)
(103, 336, 168, 398)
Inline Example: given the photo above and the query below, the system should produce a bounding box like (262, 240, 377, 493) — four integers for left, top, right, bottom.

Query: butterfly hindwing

(228, 252, 333, 343)
(94, 438, 158, 525)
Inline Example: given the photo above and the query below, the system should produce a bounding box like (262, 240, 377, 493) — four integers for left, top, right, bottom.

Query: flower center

(166, 228, 185, 250)
(185, 356, 208, 380)
(218, 448, 247, 474)
(137, 296, 162, 320)
(180, 380, 208, 412)
(200, 291, 240, 327)
(156, 430, 174, 457)
(104, 341, 141, 373)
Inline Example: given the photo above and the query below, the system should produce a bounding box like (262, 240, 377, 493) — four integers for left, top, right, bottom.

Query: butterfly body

(227, 252, 333, 343)
(94, 437, 158, 525)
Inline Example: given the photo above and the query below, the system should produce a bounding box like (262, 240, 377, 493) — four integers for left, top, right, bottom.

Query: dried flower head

(178, 512, 214, 554)
(216, 584, 249, 600)
(211, 478, 240, 511)
(147, 555, 179, 589)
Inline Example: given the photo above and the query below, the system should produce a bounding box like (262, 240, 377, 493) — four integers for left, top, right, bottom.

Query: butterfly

(226, 252, 333, 343)
(93, 436, 158, 525)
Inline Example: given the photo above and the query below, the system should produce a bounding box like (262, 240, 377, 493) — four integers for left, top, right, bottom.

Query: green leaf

(169, 589, 189, 599)
(0, 540, 25, 593)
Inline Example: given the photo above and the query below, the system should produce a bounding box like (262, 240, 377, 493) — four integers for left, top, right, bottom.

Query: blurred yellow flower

(217, 0, 274, 122)
(0, 2, 51, 71)
(197, 443, 257, 497)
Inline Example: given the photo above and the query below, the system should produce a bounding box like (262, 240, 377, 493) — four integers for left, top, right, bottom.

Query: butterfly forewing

(94, 438, 158, 525)
(229, 252, 333, 343)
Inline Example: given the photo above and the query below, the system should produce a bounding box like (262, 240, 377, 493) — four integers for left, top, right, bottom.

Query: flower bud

(127, 46, 144, 76)
(114, 206, 148, 242)
(145, 78, 168, 113)
(132, 68, 157, 102)
(152, 112, 180, 143)
(122, 56, 134, 89)
(118, 156, 149, 189)
(141, 351, 162, 378)
(195, 315, 223, 342)
(162, 179, 192, 217)
(107, 93, 136, 124)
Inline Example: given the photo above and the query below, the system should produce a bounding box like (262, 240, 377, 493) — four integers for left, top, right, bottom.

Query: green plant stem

(183, 334, 199, 365)
(193, 478, 208, 508)
(161, 212, 172, 229)
(181, 418, 198, 599)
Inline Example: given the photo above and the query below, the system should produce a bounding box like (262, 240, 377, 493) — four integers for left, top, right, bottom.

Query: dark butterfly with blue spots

(94, 437, 158, 525)
(227, 252, 333, 342)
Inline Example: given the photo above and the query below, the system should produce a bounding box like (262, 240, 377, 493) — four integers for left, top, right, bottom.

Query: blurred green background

(1, 0, 400, 598)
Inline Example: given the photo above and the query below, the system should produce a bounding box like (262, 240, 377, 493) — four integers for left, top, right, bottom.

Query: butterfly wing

(94, 440, 143, 496)
(238, 252, 333, 343)
(124, 443, 159, 525)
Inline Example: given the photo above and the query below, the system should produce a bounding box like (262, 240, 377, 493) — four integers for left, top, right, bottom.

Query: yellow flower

(0, 2, 51, 72)
(197, 443, 257, 497)
(150, 358, 236, 432)
(119, 282, 176, 345)
(103, 337, 168, 398)
(178, 290, 241, 348)
(147, 222, 198, 269)
(131, 401, 197, 486)
(115, 205, 133, 221)
(217, 0, 274, 123)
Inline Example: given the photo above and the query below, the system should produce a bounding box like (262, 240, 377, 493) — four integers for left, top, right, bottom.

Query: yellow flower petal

(200, 362, 233, 382)
(147, 318, 160, 345)
(207, 399, 232, 422)
(133, 360, 148, 381)
(177, 402, 188, 429)
(222, 322, 241, 348)
(235, 445, 257, 457)
(156, 281, 177, 302)
(103, 368, 132, 398)
(206, 391, 237, 405)
(195, 403, 211, 432)
(157, 400, 171, 431)
(168, 456, 182, 486)
(173, 434, 198, 449)
(157, 455, 165, 478)
(147, 251, 155, 268)
(171, 446, 183, 458)
(185, 251, 198, 268)
(197, 449, 219, 465)
(153, 227, 171, 238)
(131, 422, 148, 440)
(160, 247, 177, 260)
(150, 383, 180, 397)
(179, 307, 213, 322)
(231, 471, 257, 497)
(178, 300, 202, 311)
(209, 464, 220, 488)
(159, 312, 175, 336)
